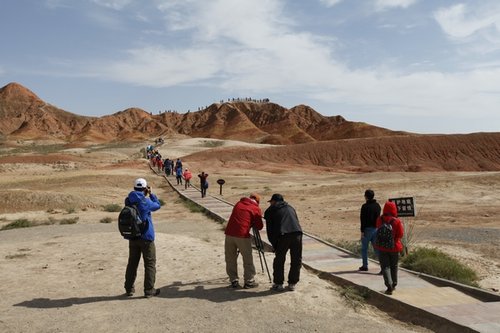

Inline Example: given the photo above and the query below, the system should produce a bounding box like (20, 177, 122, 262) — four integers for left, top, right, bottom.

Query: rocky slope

(0, 82, 403, 144)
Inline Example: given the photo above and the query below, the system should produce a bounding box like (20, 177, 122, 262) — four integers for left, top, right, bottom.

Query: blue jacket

(126, 190, 161, 241)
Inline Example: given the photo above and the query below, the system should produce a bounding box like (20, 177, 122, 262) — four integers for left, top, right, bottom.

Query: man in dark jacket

(359, 189, 381, 271)
(225, 193, 263, 289)
(264, 194, 302, 292)
(124, 178, 162, 298)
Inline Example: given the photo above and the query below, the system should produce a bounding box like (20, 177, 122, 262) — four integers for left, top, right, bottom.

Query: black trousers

(124, 239, 156, 295)
(379, 251, 399, 289)
(273, 233, 302, 285)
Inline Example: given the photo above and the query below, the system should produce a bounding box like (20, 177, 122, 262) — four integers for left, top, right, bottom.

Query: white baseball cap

(134, 178, 147, 189)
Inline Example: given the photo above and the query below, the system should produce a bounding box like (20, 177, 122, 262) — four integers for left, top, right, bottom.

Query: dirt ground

(0, 138, 497, 332)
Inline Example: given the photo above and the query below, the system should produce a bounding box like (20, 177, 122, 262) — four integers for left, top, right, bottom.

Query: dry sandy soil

(0, 139, 432, 333)
(0, 137, 498, 332)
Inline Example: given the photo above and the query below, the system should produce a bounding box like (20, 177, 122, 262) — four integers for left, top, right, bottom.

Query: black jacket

(360, 199, 381, 232)
(264, 201, 302, 248)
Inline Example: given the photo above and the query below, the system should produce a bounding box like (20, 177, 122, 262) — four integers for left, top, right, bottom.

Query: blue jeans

(361, 227, 377, 268)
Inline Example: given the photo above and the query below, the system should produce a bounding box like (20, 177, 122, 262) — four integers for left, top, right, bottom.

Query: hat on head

(134, 178, 147, 190)
(268, 193, 284, 202)
(249, 193, 261, 204)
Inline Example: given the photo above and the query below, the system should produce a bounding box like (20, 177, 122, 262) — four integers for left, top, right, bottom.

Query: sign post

(389, 197, 416, 255)
(217, 179, 225, 196)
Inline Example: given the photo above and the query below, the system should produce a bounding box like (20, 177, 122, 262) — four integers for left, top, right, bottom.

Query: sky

(1, 0, 500, 134)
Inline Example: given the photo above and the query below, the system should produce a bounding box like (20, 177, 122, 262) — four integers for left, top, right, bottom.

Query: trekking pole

(252, 226, 272, 282)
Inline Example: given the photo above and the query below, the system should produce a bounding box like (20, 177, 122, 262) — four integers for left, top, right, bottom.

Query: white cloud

(318, 0, 343, 8)
(89, 0, 500, 125)
(90, 0, 133, 10)
(375, 0, 417, 11)
(434, 3, 500, 39)
(102, 46, 221, 87)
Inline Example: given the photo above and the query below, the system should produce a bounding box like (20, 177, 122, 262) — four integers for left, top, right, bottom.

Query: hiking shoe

(271, 284, 284, 292)
(145, 289, 161, 298)
(125, 288, 135, 297)
(287, 284, 296, 291)
(358, 266, 368, 272)
(384, 287, 393, 295)
(229, 280, 240, 288)
(243, 281, 259, 289)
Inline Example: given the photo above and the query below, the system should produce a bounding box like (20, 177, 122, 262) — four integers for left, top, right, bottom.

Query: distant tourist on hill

(198, 172, 209, 198)
(374, 201, 404, 295)
(225, 193, 263, 289)
(175, 166, 183, 185)
(359, 189, 381, 272)
(264, 194, 303, 292)
(164, 158, 171, 176)
(175, 158, 182, 172)
(123, 178, 161, 298)
(183, 168, 192, 189)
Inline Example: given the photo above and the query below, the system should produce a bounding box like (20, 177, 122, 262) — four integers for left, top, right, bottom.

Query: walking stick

(252, 225, 272, 282)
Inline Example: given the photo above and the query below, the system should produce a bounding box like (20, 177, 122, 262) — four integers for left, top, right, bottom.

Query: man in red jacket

(374, 201, 404, 295)
(224, 193, 263, 289)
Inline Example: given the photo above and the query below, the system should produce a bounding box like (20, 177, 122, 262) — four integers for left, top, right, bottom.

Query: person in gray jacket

(264, 194, 303, 292)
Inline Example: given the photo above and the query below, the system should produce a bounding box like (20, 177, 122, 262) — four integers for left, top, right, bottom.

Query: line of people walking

(137, 145, 403, 296)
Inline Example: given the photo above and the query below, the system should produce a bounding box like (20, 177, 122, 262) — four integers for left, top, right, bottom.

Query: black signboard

(217, 179, 225, 195)
(389, 197, 416, 217)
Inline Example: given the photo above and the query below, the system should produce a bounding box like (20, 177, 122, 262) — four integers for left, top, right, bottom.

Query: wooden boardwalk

(151, 166, 500, 333)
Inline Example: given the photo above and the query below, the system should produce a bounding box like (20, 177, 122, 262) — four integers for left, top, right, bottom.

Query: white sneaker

(287, 284, 296, 291)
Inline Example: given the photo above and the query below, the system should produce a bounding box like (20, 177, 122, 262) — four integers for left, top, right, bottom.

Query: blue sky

(1, 0, 500, 134)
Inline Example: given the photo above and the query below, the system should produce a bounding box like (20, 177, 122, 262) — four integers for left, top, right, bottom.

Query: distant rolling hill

(2, 82, 499, 172)
(184, 133, 500, 172)
(0, 82, 404, 144)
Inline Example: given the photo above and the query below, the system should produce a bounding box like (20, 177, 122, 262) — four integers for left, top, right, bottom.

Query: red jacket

(225, 197, 263, 238)
(374, 201, 404, 253)
(183, 170, 192, 180)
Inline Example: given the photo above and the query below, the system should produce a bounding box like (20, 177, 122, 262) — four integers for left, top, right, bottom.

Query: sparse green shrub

(201, 140, 224, 148)
(5, 253, 29, 259)
(102, 204, 122, 212)
(401, 247, 479, 286)
(159, 199, 165, 206)
(1, 219, 33, 230)
(59, 217, 79, 225)
(339, 286, 368, 310)
(100, 217, 113, 224)
(65, 207, 76, 214)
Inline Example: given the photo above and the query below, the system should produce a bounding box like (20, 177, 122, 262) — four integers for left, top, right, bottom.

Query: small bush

(100, 217, 113, 224)
(201, 140, 224, 148)
(102, 204, 122, 212)
(401, 247, 479, 286)
(5, 253, 29, 260)
(65, 207, 76, 214)
(159, 199, 165, 206)
(1, 219, 33, 230)
(339, 286, 368, 310)
(59, 217, 79, 225)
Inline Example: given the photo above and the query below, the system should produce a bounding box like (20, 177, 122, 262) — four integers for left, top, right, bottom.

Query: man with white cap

(124, 178, 162, 298)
